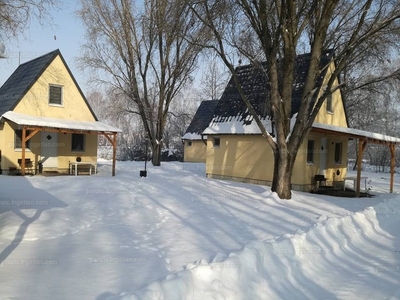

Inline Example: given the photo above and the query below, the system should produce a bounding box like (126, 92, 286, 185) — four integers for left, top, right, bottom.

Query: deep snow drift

(0, 161, 399, 300)
(116, 197, 400, 300)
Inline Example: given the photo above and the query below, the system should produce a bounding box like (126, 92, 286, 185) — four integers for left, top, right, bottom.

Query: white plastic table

(69, 162, 97, 176)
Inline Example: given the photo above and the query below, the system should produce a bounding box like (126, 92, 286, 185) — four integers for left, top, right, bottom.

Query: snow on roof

(182, 132, 203, 140)
(312, 123, 400, 143)
(1, 111, 122, 133)
(203, 117, 400, 144)
(203, 113, 274, 135)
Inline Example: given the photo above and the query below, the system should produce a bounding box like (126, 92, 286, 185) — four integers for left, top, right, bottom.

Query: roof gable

(0, 49, 97, 120)
(183, 100, 219, 139)
(208, 50, 337, 134)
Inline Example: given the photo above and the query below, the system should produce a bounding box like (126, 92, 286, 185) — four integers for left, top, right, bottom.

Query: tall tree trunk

(152, 143, 162, 166)
(271, 147, 295, 199)
(151, 122, 164, 166)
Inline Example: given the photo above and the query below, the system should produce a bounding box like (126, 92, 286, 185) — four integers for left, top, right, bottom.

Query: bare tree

(163, 84, 198, 156)
(77, 0, 207, 166)
(199, 54, 229, 101)
(0, 0, 58, 40)
(191, 0, 400, 199)
(86, 90, 107, 120)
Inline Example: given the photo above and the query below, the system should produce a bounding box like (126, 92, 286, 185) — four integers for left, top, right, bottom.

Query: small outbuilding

(0, 49, 121, 175)
(182, 100, 218, 163)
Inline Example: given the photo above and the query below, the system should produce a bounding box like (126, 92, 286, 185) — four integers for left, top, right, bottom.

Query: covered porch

(1, 111, 122, 176)
(312, 123, 400, 197)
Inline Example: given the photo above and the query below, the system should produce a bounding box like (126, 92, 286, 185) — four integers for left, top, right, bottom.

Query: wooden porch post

(356, 139, 367, 197)
(21, 127, 26, 176)
(390, 144, 395, 193)
(102, 132, 117, 177)
(112, 133, 117, 176)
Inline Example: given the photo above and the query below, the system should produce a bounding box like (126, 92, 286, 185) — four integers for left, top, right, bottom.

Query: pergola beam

(102, 132, 117, 176)
(21, 127, 26, 176)
(312, 127, 399, 196)
(390, 144, 396, 193)
(18, 125, 119, 177)
(356, 140, 367, 197)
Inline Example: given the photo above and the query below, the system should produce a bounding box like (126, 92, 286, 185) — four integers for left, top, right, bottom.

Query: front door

(319, 137, 327, 176)
(41, 132, 58, 168)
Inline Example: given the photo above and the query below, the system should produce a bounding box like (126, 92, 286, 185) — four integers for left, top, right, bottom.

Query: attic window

(326, 94, 333, 113)
(49, 85, 63, 105)
(187, 140, 192, 147)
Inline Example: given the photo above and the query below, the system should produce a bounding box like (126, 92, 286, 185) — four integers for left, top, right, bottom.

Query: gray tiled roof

(0, 49, 97, 120)
(212, 50, 336, 127)
(184, 100, 219, 136)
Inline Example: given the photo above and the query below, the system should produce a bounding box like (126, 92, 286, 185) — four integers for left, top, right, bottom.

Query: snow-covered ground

(0, 161, 399, 299)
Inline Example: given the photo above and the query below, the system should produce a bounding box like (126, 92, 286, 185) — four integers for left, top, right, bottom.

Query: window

(49, 85, 63, 105)
(187, 140, 192, 147)
(307, 140, 315, 164)
(71, 134, 85, 152)
(213, 137, 220, 148)
(334, 142, 342, 164)
(15, 129, 31, 149)
(326, 94, 333, 113)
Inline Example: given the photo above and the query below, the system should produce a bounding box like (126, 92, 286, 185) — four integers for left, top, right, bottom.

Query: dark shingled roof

(184, 100, 219, 136)
(0, 49, 97, 120)
(212, 50, 335, 125)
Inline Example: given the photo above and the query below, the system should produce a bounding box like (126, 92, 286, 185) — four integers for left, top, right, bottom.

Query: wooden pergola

(312, 123, 400, 197)
(2, 111, 121, 176)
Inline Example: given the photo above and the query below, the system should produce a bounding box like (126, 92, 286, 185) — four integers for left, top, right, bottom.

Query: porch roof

(1, 111, 122, 134)
(311, 123, 400, 144)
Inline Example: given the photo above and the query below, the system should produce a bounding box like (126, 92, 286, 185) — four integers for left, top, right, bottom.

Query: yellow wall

(0, 121, 41, 171)
(206, 135, 274, 182)
(206, 133, 348, 191)
(205, 60, 349, 191)
(314, 61, 348, 127)
(58, 132, 98, 169)
(293, 132, 348, 188)
(184, 140, 207, 162)
(0, 121, 98, 173)
(0, 54, 99, 174)
(13, 55, 95, 121)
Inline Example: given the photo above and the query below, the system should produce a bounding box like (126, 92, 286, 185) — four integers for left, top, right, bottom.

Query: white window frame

(212, 137, 220, 148)
(49, 84, 64, 106)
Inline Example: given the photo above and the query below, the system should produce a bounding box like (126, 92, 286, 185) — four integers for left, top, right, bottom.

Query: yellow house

(182, 100, 218, 162)
(203, 51, 350, 192)
(0, 49, 121, 175)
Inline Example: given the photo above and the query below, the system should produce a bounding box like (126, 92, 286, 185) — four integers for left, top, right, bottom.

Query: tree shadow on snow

(0, 176, 67, 264)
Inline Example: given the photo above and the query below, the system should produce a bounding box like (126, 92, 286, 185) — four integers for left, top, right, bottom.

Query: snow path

(0, 161, 397, 299)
